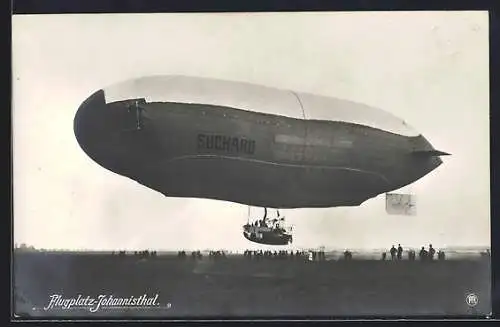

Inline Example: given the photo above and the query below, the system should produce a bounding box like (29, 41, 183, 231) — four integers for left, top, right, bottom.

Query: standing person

(428, 244, 436, 261)
(397, 244, 403, 260)
(419, 246, 428, 261)
(390, 245, 397, 260)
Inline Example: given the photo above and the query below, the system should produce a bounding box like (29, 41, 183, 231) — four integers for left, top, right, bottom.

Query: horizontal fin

(412, 149, 450, 156)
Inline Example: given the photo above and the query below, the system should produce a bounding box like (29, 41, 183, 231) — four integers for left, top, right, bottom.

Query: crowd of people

(383, 244, 445, 261)
(107, 245, 492, 262)
(112, 250, 158, 258)
(177, 250, 202, 259)
(243, 249, 327, 261)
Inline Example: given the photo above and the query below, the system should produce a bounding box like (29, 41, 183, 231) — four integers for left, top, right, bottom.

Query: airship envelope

(74, 75, 448, 209)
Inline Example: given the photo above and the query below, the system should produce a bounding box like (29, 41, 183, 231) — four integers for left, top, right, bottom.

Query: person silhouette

(397, 244, 403, 260)
(390, 245, 397, 260)
(428, 244, 436, 261)
(419, 246, 428, 261)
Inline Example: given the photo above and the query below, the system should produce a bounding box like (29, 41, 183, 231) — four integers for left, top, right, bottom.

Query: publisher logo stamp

(466, 293, 478, 307)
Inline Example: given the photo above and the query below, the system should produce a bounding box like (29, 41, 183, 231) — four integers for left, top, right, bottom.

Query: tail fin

(412, 150, 450, 157)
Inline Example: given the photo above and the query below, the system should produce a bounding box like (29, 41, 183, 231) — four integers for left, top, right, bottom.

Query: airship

(74, 75, 448, 212)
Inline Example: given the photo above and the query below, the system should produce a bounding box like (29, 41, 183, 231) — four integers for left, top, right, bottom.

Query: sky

(12, 11, 490, 251)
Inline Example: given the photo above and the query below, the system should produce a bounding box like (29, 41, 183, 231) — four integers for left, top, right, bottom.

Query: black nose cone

(74, 89, 108, 164)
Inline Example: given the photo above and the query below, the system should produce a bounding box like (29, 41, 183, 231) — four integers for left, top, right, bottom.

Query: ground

(13, 252, 491, 318)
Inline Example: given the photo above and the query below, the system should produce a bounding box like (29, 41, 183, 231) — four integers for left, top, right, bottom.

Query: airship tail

(412, 149, 451, 157)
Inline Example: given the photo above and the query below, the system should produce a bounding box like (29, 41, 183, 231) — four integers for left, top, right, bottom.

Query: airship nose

(74, 89, 109, 164)
(74, 91, 156, 175)
(74, 89, 133, 173)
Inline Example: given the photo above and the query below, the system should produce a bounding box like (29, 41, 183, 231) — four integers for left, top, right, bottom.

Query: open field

(13, 251, 491, 318)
